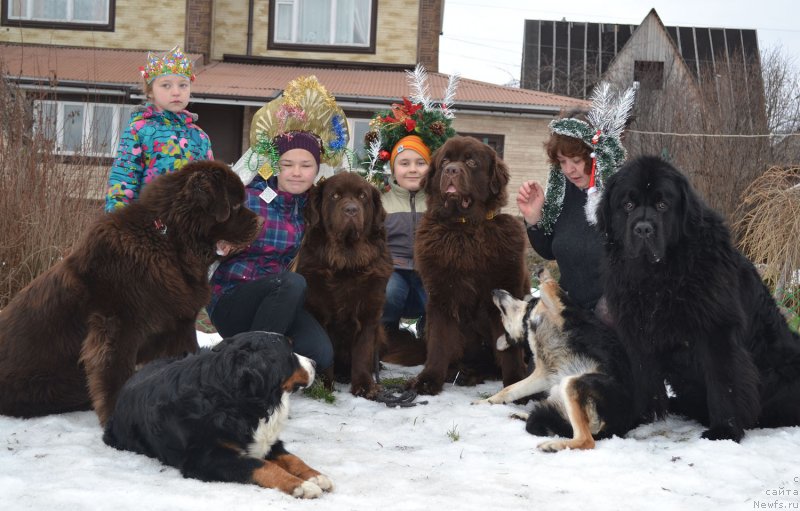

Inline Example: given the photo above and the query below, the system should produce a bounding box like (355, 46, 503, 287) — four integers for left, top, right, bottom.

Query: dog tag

(259, 187, 278, 204)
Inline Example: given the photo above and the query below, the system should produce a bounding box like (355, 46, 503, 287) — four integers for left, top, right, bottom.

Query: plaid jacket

(208, 176, 307, 314)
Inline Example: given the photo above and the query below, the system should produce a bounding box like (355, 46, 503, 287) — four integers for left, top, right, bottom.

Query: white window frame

(348, 117, 371, 155)
(273, 0, 372, 48)
(7, 0, 110, 24)
(34, 100, 133, 157)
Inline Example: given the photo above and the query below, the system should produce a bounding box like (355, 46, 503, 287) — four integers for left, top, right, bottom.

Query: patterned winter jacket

(207, 175, 308, 315)
(104, 104, 213, 211)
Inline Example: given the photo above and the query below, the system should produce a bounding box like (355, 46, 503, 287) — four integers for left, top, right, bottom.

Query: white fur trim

(584, 187, 602, 225)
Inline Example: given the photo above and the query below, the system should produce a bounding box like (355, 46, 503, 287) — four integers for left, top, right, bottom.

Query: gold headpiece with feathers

(239, 76, 350, 181)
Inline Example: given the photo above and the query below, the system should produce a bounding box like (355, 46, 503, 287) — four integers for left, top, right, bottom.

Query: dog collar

(456, 210, 497, 223)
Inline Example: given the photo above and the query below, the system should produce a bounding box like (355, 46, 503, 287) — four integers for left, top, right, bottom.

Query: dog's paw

(701, 425, 743, 443)
(496, 334, 509, 351)
(409, 374, 443, 395)
(510, 412, 529, 421)
(537, 439, 568, 453)
(292, 480, 323, 499)
(473, 394, 507, 405)
(351, 381, 379, 400)
(308, 474, 334, 492)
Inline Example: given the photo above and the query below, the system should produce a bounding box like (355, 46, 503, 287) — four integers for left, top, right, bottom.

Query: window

(633, 60, 665, 91)
(34, 101, 134, 157)
(460, 133, 505, 159)
(348, 117, 371, 160)
(2, 0, 114, 30)
(269, 0, 377, 53)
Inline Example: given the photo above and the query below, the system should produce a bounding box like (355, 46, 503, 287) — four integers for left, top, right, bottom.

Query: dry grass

(0, 73, 102, 308)
(735, 166, 800, 328)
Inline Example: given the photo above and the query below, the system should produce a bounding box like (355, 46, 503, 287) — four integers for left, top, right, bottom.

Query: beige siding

(0, 1, 187, 51)
(453, 114, 552, 216)
(210, 0, 252, 57)
(211, 0, 419, 65)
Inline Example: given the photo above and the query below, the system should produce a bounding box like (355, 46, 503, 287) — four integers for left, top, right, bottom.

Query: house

(521, 8, 761, 101)
(518, 9, 774, 221)
(0, 0, 586, 202)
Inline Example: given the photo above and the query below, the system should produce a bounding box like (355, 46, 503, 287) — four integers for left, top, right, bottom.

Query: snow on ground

(1, 331, 799, 511)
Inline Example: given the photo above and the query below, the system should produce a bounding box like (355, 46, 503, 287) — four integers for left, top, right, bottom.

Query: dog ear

(187, 163, 231, 223)
(370, 184, 386, 237)
(305, 178, 325, 228)
(489, 150, 510, 196)
(422, 147, 441, 196)
(595, 170, 616, 236)
(675, 168, 703, 236)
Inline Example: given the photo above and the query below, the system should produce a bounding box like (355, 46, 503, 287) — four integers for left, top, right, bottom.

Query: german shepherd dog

(474, 269, 637, 452)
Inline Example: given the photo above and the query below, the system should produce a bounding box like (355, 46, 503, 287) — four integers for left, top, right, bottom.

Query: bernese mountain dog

(103, 331, 333, 498)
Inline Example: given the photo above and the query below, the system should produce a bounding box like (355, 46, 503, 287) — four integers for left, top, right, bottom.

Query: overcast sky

(439, 0, 800, 85)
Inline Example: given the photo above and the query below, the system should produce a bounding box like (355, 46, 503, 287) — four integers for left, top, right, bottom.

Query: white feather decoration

(407, 64, 432, 111)
(587, 82, 636, 140)
(367, 136, 382, 173)
(440, 72, 460, 119)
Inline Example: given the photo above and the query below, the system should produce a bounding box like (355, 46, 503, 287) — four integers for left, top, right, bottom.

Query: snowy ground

(1, 331, 799, 511)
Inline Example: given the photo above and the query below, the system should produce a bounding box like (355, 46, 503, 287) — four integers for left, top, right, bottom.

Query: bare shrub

(0, 72, 101, 308)
(734, 166, 800, 327)
(624, 48, 774, 224)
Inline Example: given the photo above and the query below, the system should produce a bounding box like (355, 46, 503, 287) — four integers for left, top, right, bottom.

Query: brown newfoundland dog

(296, 172, 393, 399)
(0, 161, 261, 425)
(411, 135, 528, 395)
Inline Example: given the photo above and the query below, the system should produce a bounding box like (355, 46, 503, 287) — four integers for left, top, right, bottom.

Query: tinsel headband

(361, 64, 459, 189)
(232, 76, 350, 183)
(538, 83, 636, 234)
(140, 46, 195, 84)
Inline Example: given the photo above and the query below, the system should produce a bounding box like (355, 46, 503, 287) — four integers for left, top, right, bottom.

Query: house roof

(521, 9, 760, 98)
(0, 43, 587, 114)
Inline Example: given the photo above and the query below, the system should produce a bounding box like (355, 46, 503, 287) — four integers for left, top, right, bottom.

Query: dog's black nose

(343, 203, 359, 217)
(633, 221, 654, 239)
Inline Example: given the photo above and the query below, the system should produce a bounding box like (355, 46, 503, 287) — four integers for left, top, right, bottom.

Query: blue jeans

(209, 272, 334, 370)
(382, 270, 427, 336)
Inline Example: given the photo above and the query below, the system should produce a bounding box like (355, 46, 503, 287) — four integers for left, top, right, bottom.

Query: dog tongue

(446, 185, 457, 193)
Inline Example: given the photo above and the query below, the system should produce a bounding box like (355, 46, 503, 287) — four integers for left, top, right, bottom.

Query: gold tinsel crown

(140, 45, 195, 84)
(248, 76, 350, 180)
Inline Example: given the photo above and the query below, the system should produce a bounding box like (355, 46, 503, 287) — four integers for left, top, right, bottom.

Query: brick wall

(186, 0, 213, 59)
(417, 0, 442, 71)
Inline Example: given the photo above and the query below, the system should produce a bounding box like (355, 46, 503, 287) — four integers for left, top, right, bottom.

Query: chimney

(185, 0, 214, 61)
(417, 0, 444, 72)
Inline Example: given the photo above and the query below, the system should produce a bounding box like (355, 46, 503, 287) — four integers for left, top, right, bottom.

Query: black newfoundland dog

(104, 331, 333, 499)
(597, 156, 800, 442)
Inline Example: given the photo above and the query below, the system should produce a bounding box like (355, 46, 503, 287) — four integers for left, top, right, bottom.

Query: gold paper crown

(140, 45, 195, 84)
(248, 76, 350, 180)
